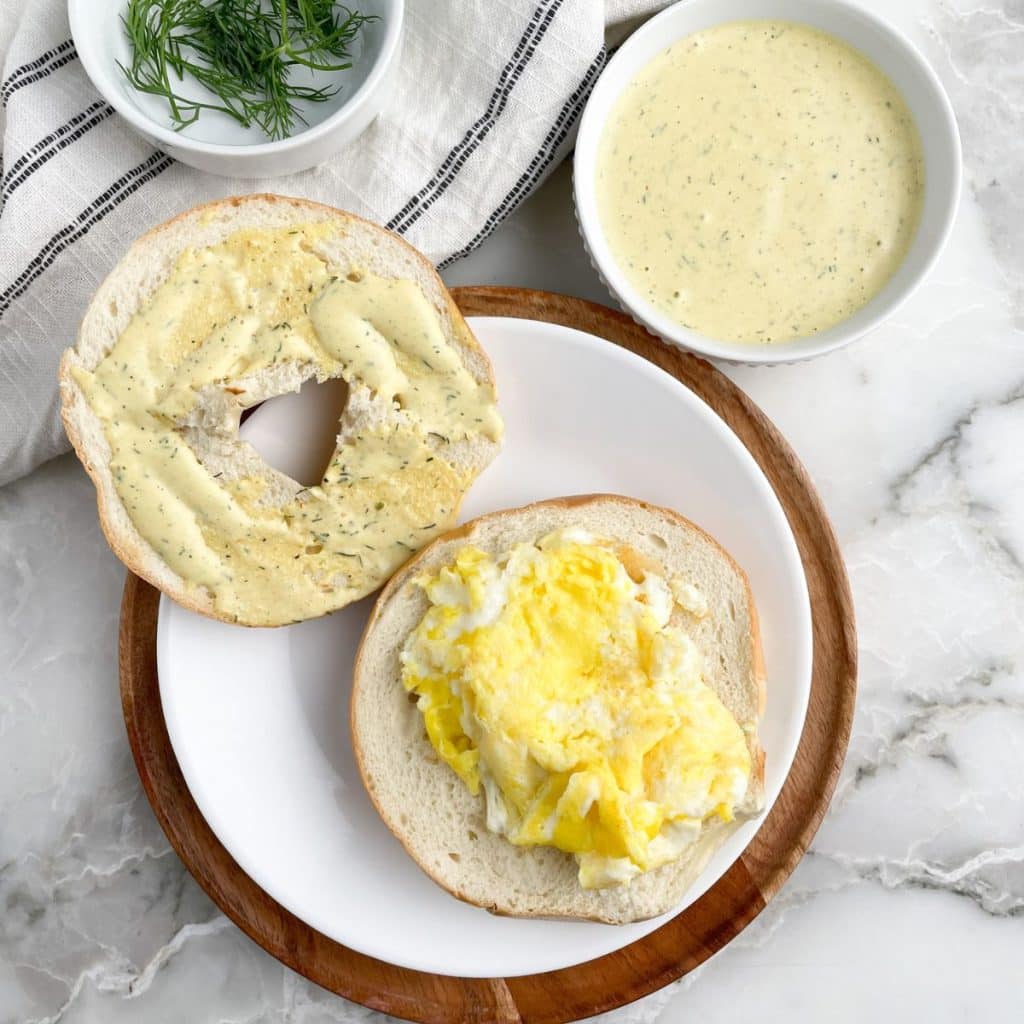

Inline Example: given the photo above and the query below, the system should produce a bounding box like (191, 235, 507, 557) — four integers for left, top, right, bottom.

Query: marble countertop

(2, 0, 1023, 1020)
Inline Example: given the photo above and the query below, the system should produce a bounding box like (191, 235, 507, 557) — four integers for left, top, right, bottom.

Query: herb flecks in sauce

(72, 224, 502, 625)
(596, 20, 925, 344)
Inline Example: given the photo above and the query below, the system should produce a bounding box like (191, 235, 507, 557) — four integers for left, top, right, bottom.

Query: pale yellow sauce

(73, 224, 502, 625)
(596, 20, 925, 344)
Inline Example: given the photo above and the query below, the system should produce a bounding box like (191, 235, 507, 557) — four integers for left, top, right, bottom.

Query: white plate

(158, 316, 812, 978)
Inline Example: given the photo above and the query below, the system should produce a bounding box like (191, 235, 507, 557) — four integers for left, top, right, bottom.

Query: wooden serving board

(120, 287, 856, 1024)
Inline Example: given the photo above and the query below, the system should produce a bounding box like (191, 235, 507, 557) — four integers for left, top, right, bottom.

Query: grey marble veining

(2, 0, 1024, 1020)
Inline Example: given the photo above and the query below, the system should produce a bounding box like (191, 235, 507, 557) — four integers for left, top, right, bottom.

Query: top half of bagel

(60, 195, 502, 626)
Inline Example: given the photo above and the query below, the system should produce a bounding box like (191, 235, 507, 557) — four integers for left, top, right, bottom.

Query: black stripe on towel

(386, 0, 563, 236)
(1, 101, 115, 206)
(1, 39, 77, 106)
(439, 47, 606, 269)
(0, 152, 173, 317)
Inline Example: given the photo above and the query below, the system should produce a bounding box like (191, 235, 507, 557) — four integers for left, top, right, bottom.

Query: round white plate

(158, 316, 812, 978)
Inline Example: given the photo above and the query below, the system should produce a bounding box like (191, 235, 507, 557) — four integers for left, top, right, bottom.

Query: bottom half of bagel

(351, 495, 766, 924)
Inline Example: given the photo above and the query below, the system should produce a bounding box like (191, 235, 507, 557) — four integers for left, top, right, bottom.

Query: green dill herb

(119, 0, 377, 141)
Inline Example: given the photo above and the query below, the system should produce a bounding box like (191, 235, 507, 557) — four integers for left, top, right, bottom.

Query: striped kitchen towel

(0, 0, 662, 486)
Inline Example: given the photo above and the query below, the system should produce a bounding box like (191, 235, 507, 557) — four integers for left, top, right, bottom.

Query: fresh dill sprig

(119, 0, 376, 141)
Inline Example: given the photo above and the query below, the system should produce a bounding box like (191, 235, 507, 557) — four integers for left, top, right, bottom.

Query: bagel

(352, 495, 766, 924)
(59, 195, 502, 626)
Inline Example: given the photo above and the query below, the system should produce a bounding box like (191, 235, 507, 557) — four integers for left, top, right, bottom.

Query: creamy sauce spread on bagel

(72, 224, 502, 625)
(596, 20, 925, 344)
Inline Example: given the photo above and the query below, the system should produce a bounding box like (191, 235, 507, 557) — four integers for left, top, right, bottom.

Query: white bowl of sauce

(574, 0, 961, 364)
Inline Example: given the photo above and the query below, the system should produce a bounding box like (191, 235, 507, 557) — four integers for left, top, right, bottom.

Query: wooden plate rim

(119, 286, 856, 1024)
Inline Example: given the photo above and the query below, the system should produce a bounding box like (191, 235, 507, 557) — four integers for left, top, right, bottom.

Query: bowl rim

(572, 0, 962, 365)
(68, 0, 404, 157)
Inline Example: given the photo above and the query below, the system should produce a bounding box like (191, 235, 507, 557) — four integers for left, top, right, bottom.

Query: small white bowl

(573, 0, 961, 365)
(69, 0, 403, 178)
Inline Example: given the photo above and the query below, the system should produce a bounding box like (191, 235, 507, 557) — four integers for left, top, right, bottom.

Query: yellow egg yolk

(400, 529, 752, 888)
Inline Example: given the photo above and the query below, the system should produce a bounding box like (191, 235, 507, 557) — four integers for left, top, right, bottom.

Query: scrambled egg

(400, 528, 752, 888)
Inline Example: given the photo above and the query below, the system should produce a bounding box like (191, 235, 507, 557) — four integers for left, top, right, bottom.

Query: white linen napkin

(0, 0, 663, 486)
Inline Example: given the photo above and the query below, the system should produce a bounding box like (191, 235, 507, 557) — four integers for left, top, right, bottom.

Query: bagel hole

(245, 376, 349, 487)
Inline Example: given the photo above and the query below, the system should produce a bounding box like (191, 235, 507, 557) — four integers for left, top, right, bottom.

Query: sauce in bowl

(595, 20, 925, 345)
